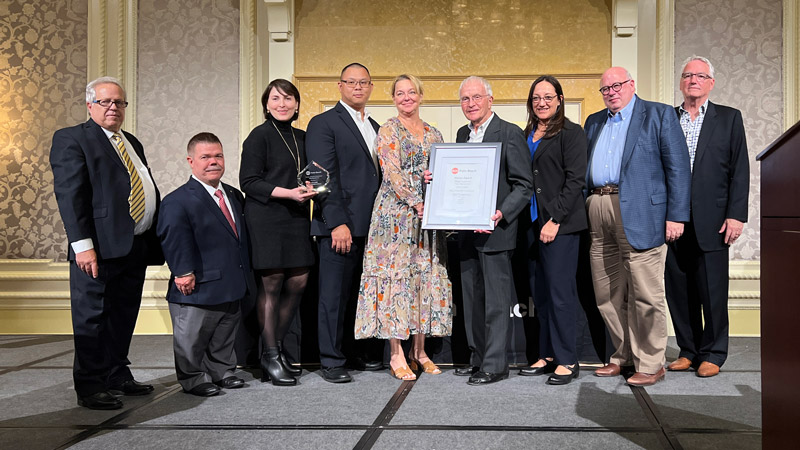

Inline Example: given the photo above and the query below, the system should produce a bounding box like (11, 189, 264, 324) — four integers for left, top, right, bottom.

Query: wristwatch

(549, 217, 559, 225)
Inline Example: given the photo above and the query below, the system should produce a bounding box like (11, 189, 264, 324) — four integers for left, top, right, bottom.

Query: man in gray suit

(584, 67, 691, 386)
(452, 76, 533, 385)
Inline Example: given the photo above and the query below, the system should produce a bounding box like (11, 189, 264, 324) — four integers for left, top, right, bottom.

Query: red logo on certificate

(451, 168, 459, 174)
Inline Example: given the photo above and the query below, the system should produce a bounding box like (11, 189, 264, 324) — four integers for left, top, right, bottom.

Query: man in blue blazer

(51, 77, 164, 410)
(306, 63, 383, 383)
(157, 133, 250, 397)
(584, 67, 691, 386)
(666, 56, 750, 378)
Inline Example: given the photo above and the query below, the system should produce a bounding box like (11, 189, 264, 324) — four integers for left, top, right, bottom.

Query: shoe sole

(466, 375, 509, 386)
(78, 399, 122, 410)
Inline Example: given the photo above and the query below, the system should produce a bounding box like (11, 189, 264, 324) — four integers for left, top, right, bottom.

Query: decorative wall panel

(675, 0, 783, 260)
(137, 0, 241, 197)
(0, 0, 88, 260)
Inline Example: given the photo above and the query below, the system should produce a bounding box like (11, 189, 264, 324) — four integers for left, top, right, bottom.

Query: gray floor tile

(119, 369, 401, 426)
(392, 371, 652, 428)
(0, 428, 82, 450)
(644, 371, 761, 429)
(67, 430, 365, 450)
(0, 336, 74, 367)
(373, 430, 664, 449)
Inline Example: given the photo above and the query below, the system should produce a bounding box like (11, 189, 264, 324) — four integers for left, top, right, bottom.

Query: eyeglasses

(599, 80, 631, 95)
(681, 72, 713, 81)
(460, 94, 486, 104)
(531, 95, 558, 104)
(340, 79, 372, 88)
(93, 99, 129, 109)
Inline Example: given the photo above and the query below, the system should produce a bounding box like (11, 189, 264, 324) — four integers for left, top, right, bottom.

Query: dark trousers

(69, 236, 147, 397)
(459, 235, 515, 374)
(528, 229, 581, 366)
(665, 223, 730, 367)
(317, 236, 379, 368)
(169, 300, 240, 391)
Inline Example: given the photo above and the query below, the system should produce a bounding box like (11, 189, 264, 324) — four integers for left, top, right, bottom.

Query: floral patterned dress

(354, 117, 453, 340)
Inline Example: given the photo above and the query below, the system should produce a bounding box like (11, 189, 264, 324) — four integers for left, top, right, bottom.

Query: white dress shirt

(339, 100, 379, 170)
(70, 128, 158, 254)
(467, 113, 496, 143)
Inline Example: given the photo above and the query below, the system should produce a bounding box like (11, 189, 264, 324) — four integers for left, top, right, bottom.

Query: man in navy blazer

(666, 56, 750, 378)
(584, 67, 691, 386)
(157, 133, 250, 397)
(51, 77, 164, 410)
(306, 63, 383, 383)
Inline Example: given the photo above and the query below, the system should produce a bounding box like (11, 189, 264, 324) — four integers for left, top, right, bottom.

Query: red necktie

(215, 189, 238, 237)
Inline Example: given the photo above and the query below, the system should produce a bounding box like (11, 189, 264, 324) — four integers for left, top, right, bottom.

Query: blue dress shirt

(527, 134, 540, 221)
(588, 96, 637, 188)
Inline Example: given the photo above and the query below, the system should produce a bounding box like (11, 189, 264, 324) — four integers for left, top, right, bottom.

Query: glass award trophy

(298, 160, 330, 193)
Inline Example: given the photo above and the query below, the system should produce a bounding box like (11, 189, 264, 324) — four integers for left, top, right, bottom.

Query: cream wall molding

(87, 0, 138, 133)
(785, 0, 799, 128)
(241, 0, 260, 145)
(294, 74, 606, 83)
(656, 0, 676, 104)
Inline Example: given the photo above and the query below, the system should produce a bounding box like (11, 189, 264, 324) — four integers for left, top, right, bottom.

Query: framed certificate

(422, 142, 502, 230)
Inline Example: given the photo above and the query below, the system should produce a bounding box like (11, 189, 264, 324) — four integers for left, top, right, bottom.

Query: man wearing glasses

(50, 77, 163, 409)
(306, 63, 383, 383)
(452, 76, 533, 385)
(665, 56, 749, 378)
(584, 67, 691, 386)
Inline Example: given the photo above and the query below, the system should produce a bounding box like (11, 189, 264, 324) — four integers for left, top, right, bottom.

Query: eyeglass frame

(460, 94, 487, 104)
(680, 72, 713, 81)
(340, 79, 373, 88)
(598, 79, 632, 96)
(92, 99, 129, 109)
(531, 95, 559, 104)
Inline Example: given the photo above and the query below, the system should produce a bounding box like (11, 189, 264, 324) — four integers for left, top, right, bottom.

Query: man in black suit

(666, 56, 750, 378)
(157, 133, 250, 397)
(306, 63, 383, 383)
(452, 76, 533, 385)
(50, 77, 164, 409)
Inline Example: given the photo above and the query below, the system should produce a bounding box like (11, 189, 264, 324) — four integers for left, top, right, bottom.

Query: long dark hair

(261, 79, 301, 121)
(523, 75, 565, 140)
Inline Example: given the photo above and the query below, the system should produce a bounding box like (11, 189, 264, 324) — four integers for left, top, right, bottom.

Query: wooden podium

(756, 120, 800, 448)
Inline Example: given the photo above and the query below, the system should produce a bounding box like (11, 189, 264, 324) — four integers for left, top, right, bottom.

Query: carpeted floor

(0, 335, 761, 449)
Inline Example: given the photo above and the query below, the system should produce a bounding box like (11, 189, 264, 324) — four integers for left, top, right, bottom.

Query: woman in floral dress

(354, 74, 452, 381)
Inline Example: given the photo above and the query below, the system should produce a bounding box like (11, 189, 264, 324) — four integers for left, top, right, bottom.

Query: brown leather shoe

(667, 357, 692, 371)
(594, 363, 621, 377)
(697, 361, 720, 377)
(626, 367, 666, 386)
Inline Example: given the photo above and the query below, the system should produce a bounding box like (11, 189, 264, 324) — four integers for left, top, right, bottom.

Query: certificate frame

(422, 142, 502, 230)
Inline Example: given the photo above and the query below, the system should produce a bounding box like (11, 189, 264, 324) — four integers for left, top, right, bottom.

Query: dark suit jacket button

(533, 170, 538, 175)
(536, 188, 542, 194)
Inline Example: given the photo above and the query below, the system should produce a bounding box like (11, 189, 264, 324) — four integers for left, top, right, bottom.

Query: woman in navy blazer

(517, 76, 588, 385)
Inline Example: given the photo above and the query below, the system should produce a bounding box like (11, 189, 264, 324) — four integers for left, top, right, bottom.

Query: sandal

(409, 357, 442, 375)
(390, 365, 416, 381)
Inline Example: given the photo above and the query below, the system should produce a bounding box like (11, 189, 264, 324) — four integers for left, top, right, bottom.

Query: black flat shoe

(546, 363, 580, 385)
(185, 382, 221, 397)
(519, 360, 556, 376)
(320, 366, 352, 383)
(454, 366, 478, 376)
(467, 370, 509, 385)
(108, 379, 154, 396)
(215, 376, 245, 389)
(77, 391, 123, 410)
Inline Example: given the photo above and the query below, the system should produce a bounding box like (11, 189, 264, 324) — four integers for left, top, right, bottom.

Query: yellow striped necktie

(112, 133, 145, 223)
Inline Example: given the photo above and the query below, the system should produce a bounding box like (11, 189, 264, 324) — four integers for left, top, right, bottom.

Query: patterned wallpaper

(0, 0, 87, 260)
(674, 0, 782, 260)
(137, 0, 241, 198)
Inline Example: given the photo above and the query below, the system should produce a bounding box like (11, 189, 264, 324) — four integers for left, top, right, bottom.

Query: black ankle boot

(261, 347, 297, 386)
(277, 340, 302, 376)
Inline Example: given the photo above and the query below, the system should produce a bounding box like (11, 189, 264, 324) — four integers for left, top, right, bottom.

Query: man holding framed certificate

(449, 76, 534, 385)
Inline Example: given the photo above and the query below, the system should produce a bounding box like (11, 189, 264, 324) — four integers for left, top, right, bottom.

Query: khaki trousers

(586, 194, 667, 373)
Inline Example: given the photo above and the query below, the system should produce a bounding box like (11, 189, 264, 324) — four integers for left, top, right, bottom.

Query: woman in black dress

(240, 79, 316, 386)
